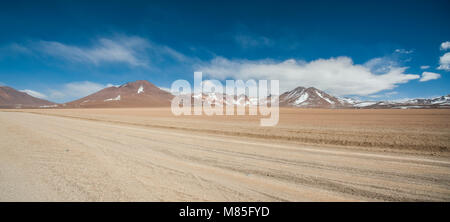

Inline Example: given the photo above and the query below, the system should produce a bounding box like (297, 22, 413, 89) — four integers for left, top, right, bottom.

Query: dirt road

(1, 111, 449, 201)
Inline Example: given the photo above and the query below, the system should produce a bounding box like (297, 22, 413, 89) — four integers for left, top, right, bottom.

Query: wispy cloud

(0, 43, 32, 59)
(364, 57, 399, 74)
(20, 89, 48, 99)
(234, 33, 274, 49)
(364, 49, 414, 74)
(368, 91, 398, 98)
(48, 81, 110, 102)
(7, 43, 32, 54)
(419, 71, 441, 82)
(394, 49, 414, 54)
(36, 36, 150, 67)
(5, 35, 189, 68)
(420, 65, 430, 69)
(196, 56, 419, 96)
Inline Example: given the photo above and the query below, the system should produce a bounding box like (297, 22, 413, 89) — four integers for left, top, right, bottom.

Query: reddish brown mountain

(64, 80, 173, 108)
(0, 86, 56, 108)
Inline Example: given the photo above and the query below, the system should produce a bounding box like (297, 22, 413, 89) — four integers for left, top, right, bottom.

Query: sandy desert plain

(0, 107, 450, 201)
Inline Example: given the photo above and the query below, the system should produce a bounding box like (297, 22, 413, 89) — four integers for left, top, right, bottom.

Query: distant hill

(0, 86, 56, 108)
(346, 95, 450, 109)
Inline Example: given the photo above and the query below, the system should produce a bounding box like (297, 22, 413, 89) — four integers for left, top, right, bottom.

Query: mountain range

(279, 86, 450, 109)
(0, 80, 449, 109)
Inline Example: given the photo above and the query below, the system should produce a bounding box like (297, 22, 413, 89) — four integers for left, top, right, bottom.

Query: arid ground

(1, 108, 449, 201)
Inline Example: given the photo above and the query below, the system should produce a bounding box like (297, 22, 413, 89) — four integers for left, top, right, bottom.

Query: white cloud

(440, 41, 450, 51)
(437, 52, 450, 71)
(48, 81, 110, 102)
(64, 81, 106, 96)
(37, 36, 150, 67)
(364, 57, 399, 74)
(196, 56, 419, 96)
(368, 91, 398, 98)
(419, 72, 441, 82)
(394, 49, 414, 54)
(34, 35, 187, 67)
(106, 83, 120, 88)
(48, 90, 65, 100)
(158, 86, 172, 93)
(20, 89, 48, 99)
(385, 91, 398, 96)
(420, 65, 430, 69)
(158, 45, 189, 62)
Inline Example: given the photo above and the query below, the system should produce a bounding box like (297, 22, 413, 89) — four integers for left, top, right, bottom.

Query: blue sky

(0, 0, 449, 102)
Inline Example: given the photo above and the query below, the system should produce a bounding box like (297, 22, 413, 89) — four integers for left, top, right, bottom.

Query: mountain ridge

(1, 81, 448, 109)
(0, 86, 56, 108)
(279, 86, 349, 108)
(63, 80, 174, 108)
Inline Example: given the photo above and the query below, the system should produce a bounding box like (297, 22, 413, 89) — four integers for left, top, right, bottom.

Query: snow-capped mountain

(340, 95, 450, 109)
(278, 86, 450, 109)
(188, 93, 261, 107)
(279, 87, 348, 108)
(64, 80, 173, 108)
(2, 81, 448, 109)
(0, 85, 56, 108)
(337, 97, 360, 105)
(404, 95, 450, 106)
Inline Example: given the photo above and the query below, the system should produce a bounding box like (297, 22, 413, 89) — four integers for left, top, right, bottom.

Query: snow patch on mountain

(104, 95, 121, 101)
(294, 93, 309, 105)
(353, 101, 377, 107)
(137, 85, 144, 94)
(315, 90, 334, 104)
(337, 97, 359, 105)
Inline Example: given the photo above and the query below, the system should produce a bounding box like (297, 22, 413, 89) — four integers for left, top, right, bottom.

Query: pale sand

(0, 108, 449, 201)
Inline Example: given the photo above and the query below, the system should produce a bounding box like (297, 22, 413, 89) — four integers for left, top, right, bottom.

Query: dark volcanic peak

(0, 86, 56, 108)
